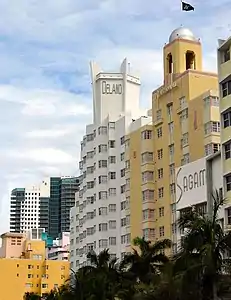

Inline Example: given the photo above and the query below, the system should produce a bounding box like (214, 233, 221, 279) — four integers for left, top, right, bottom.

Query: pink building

(0, 232, 26, 258)
(46, 232, 70, 261)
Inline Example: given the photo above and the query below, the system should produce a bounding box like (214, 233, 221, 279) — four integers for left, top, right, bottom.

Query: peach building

(0, 232, 69, 300)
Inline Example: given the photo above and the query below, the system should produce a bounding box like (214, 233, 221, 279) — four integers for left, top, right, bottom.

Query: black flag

(182, 1, 194, 11)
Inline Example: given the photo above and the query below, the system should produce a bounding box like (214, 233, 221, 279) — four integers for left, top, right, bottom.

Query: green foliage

(23, 190, 231, 300)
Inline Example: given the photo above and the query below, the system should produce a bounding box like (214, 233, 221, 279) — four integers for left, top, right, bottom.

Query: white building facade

(70, 58, 150, 270)
(175, 153, 224, 250)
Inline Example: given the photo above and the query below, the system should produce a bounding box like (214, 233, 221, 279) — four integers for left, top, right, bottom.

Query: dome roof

(169, 27, 196, 43)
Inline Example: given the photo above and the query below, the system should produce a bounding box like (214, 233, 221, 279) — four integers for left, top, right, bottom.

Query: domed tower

(163, 26, 202, 85)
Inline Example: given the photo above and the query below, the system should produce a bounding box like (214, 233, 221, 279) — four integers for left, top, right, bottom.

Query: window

(99, 191, 107, 200)
(157, 149, 163, 160)
(226, 174, 231, 191)
(121, 218, 126, 227)
(171, 223, 177, 234)
(157, 127, 162, 138)
(158, 187, 164, 198)
(109, 140, 116, 148)
(181, 133, 189, 148)
(222, 80, 231, 98)
(204, 122, 220, 134)
(142, 190, 154, 202)
(167, 104, 173, 117)
(99, 160, 107, 168)
(158, 168, 163, 179)
(109, 220, 116, 229)
(126, 215, 130, 225)
(168, 122, 174, 134)
(227, 208, 231, 225)
(109, 204, 116, 212)
(223, 111, 231, 128)
(109, 237, 116, 245)
(212, 122, 220, 132)
(98, 126, 107, 135)
(125, 160, 130, 170)
(99, 223, 108, 231)
(86, 151, 94, 159)
(142, 171, 154, 183)
(205, 143, 220, 156)
(98, 144, 107, 153)
(224, 142, 231, 160)
(169, 163, 175, 176)
(169, 144, 174, 156)
(170, 183, 175, 194)
(143, 209, 155, 220)
(109, 172, 116, 180)
(109, 156, 116, 164)
(99, 239, 108, 248)
(180, 108, 188, 121)
(120, 152, 125, 161)
(204, 96, 219, 107)
(125, 178, 130, 191)
(141, 130, 152, 140)
(121, 169, 125, 177)
(121, 201, 126, 210)
(86, 133, 94, 142)
(87, 181, 94, 189)
(181, 153, 190, 165)
(179, 96, 186, 108)
(125, 139, 130, 149)
(159, 226, 165, 237)
(121, 185, 126, 193)
(109, 122, 115, 129)
(108, 188, 116, 196)
(156, 109, 162, 120)
(86, 166, 94, 174)
(143, 228, 155, 240)
(99, 207, 107, 216)
(159, 207, 164, 217)
(99, 176, 107, 184)
(121, 136, 125, 145)
(141, 152, 153, 164)
(223, 48, 230, 63)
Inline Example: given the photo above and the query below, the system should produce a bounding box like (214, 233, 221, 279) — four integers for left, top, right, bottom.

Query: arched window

(186, 51, 195, 70)
(167, 53, 173, 73)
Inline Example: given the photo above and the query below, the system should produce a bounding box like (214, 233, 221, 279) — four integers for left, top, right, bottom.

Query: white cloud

(9, 148, 75, 164)
(25, 128, 71, 138)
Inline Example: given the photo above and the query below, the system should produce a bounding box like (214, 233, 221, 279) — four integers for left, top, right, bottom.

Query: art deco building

(70, 59, 152, 270)
(127, 27, 220, 253)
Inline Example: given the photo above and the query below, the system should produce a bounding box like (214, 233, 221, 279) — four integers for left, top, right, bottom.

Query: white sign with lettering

(175, 157, 207, 210)
(101, 80, 123, 95)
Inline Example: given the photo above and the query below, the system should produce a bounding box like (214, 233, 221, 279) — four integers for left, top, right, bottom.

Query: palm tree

(177, 190, 231, 300)
(85, 249, 122, 300)
(24, 292, 41, 300)
(43, 285, 69, 300)
(121, 236, 171, 284)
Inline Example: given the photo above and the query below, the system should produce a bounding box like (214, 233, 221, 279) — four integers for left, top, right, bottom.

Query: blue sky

(0, 0, 230, 233)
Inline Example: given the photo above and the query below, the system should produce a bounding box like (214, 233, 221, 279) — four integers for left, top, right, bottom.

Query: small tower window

(186, 51, 195, 70)
(167, 53, 173, 73)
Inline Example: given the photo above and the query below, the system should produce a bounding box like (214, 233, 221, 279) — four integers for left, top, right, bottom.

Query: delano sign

(101, 81, 123, 95)
(153, 82, 177, 100)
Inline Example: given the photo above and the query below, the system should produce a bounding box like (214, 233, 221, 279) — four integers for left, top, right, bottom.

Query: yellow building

(217, 36, 231, 225)
(127, 27, 220, 252)
(0, 232, 69, 300)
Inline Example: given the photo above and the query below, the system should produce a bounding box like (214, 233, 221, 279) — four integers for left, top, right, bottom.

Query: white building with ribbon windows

(70, 58, 152, 270)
